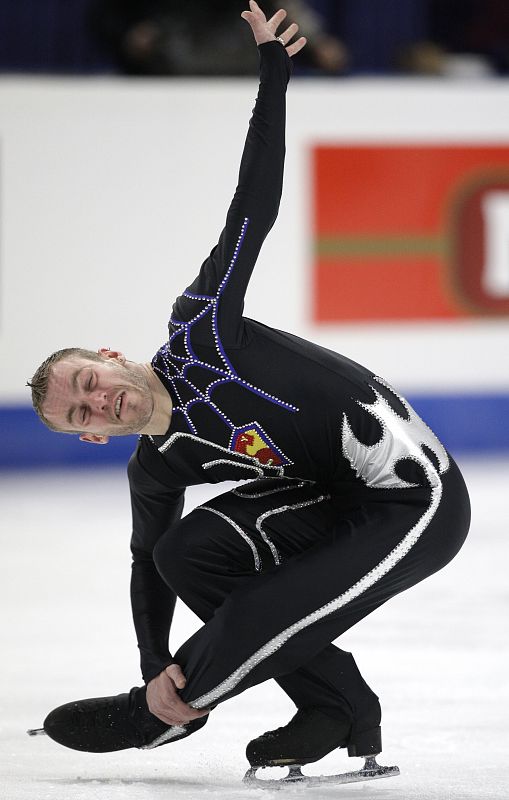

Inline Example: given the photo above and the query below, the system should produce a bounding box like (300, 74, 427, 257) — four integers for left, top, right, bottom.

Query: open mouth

(114, 393, 124, 420)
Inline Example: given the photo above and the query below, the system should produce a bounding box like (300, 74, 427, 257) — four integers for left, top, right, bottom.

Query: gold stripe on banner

(316, 235, 446, 259)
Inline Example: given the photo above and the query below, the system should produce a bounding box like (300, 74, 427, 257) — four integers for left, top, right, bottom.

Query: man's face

(42, 355, 154, 438)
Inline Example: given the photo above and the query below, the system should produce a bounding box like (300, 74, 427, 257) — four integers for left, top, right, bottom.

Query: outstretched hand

(241, 1, 307, 57)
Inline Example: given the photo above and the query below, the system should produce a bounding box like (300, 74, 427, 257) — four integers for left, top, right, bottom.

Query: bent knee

(152, 511, 217, 591)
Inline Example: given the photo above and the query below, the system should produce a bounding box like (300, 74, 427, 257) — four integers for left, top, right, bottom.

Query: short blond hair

(27, 347, 104, 431)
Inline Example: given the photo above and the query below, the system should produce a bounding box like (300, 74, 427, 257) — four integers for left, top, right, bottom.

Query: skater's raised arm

(170, 2, 306, 348)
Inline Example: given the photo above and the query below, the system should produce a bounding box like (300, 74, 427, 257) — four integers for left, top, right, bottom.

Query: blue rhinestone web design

(152, 217, 298, 460)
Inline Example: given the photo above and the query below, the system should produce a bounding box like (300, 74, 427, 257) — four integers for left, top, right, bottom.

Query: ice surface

(1, 458, 508, 799)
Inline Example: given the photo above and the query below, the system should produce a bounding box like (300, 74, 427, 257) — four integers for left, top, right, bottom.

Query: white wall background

(1, 76, 509, 403)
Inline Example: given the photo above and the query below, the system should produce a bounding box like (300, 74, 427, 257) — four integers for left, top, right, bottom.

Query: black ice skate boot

(244, 707, 400, 790)
(246, 706, 382, 768)
(39, 686, 208, 752)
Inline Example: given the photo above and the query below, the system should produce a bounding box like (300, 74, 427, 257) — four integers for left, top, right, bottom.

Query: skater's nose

(90, 388, 108, 413)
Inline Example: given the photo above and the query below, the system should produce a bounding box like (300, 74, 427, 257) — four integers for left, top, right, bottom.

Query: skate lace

(67, 699, 119, 733)
(264, 708, 314, 739)
(66, 692, 165, 747)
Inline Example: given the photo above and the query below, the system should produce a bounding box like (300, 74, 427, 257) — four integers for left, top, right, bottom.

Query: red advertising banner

(313, 145, 509, 321)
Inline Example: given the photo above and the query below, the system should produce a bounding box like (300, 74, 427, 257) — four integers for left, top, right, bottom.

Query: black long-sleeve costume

(127, 42, 470, 722)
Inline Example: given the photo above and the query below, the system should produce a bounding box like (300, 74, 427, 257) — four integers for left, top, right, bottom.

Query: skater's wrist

(142, 657, 176, 685)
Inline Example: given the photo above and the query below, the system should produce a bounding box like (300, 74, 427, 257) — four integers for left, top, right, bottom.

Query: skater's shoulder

(127, 436, 180, 494)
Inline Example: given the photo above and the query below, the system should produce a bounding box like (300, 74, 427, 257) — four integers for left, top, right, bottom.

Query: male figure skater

(28, 1, 470, 780)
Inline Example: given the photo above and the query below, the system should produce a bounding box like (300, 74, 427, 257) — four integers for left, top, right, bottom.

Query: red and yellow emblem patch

(230, 422, 288, 467)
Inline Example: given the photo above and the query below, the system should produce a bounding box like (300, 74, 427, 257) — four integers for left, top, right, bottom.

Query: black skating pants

(152, 457, 470, 731)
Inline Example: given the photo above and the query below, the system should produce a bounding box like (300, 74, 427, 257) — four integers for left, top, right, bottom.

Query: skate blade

(243, 756, 400, 790)
(27, 728, 47, 737)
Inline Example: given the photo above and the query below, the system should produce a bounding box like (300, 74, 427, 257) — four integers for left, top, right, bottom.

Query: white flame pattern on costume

(341, 378, 449, 489)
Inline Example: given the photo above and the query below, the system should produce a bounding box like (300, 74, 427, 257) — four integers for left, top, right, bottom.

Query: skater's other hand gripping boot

(147, 664, 210, 726)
